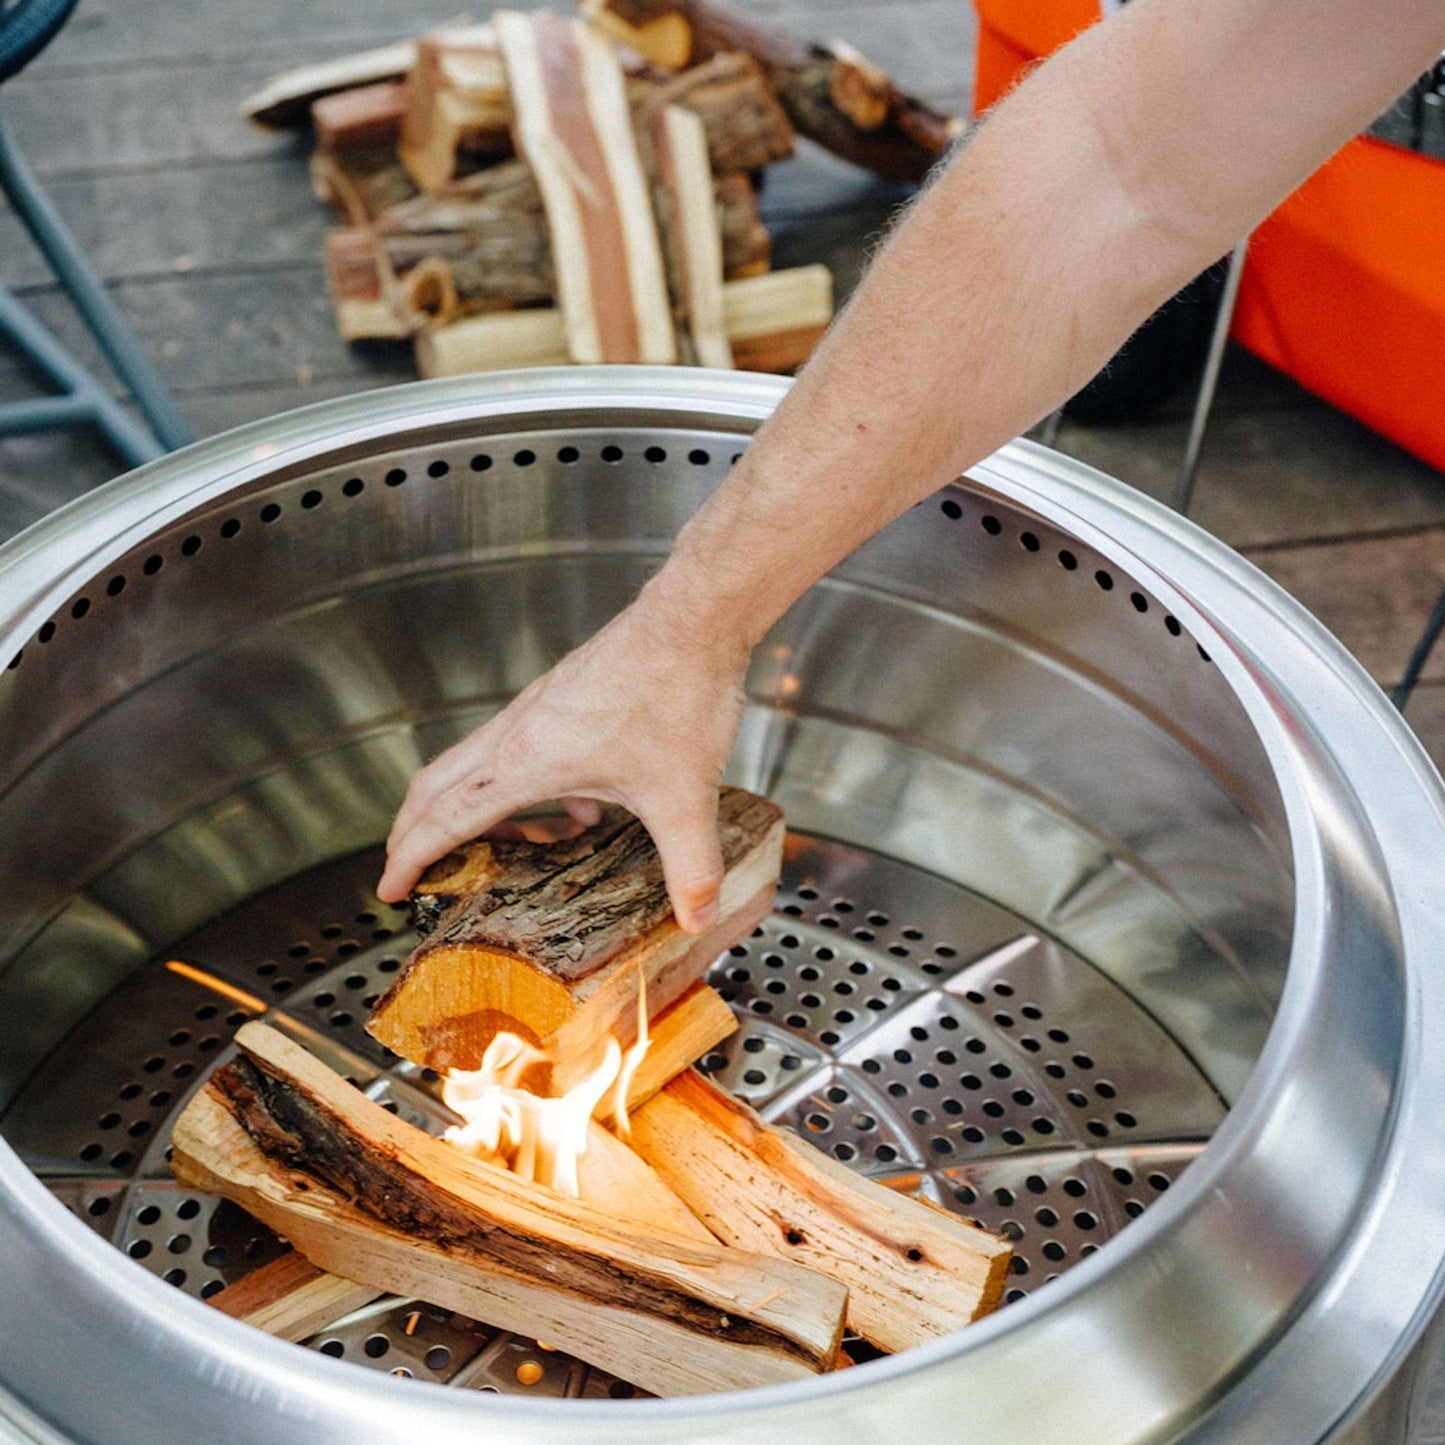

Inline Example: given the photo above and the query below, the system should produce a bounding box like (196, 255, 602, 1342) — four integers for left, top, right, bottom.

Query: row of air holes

(777, 890, 964, 974)
(249, 905, 409, 999)
(940, 500, 1213, 664)
(120, 1198, 274, 1297)
(699, 1033, 808, 1087)
(76, 1000, 244, 1167)
(6, 443, 734, 673)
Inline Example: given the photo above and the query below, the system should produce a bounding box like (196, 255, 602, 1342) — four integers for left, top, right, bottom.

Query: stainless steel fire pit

(0, 367, 1442, 1443)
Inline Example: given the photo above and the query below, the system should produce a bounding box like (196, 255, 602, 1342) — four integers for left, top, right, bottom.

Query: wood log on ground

(310, 81, 408, 152)
(628, 1069, 1014, 1352)
(323, 227, 412, 340)
(579, 0, 964, 182)
(172, 1023, 846, 1395)
(242, 41, 418, 131)
(399, 25, 514, 192)
(207, 1250, 381, 1341)
(310, 149, 418, 227)
(367, 787, 782, 1089)
(646, 105, 732, 367)
(495, 10, 676, 365)
(640, 52, 794, 174)
(414, 264, 829, 374)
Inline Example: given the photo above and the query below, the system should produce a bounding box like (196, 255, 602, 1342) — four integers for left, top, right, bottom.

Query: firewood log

(495, 10, 676, 364)
(646, 105, 732, 367)
(310, 150, 418, 227)
(414, 264, 829, 374)
(207, 1250, 381, 1341)
(628, 1069, 1014, 1352)
(579, 0, 964, 182)
(172, 1023, 847, 1395)
(639, 51, 794, 173)
(242, 41, 417, 131)
(367, 788, 783, 1090)
(322, 227, 412, 340)
(399, 25, 514, 192)
(310, 81, 408, 152)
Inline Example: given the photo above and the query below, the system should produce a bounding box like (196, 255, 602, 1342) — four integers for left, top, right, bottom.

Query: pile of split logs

(174, 788, 1011, 1397)
(243, 0, 963, 378)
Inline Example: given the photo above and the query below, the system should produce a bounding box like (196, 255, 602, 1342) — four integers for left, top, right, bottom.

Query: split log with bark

(367, 787, 783, 1089)
(630, 1069, 1014, 1351)
(578, 0, 964, 181)
(399, 25, 514, 192)
(173, 1022, 847, 1395)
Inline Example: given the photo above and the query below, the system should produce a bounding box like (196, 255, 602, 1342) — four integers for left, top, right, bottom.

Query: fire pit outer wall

(0, 368, 1441, 1444)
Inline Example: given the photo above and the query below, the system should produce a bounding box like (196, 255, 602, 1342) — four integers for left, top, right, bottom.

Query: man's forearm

(645, 0, 1444, 651)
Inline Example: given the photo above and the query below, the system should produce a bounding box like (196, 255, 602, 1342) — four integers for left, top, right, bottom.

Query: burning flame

(441, 978, 651, 1198)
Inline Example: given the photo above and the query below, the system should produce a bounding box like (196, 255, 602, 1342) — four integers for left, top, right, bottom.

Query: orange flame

(442, 977, 652, 1197)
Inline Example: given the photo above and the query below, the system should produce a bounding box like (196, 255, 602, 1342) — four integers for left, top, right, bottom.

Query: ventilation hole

(1074, 1211, 1099, 1230)
(1064, 1177, 1088, 1197)
(300, 491, 322, 510)
(342, 477, 364, 497)
(427, 459, 450, 477)
(260, 503, 282, 524)
(318, 1340, 344, 1358)
(1130, 591, 1148, 613)
(557, 445, 580, 463)
(981, 514, 1002, 536)
(1041, 1241, 1067, 1262)
(87, 1197, 113, 1217)
(70, 597, 91, 620)
(180, 535, 202, 556)
(1148, 1172, 1172, 1192)
(1094, 569, 1114, 591)
(940, 498, 962, 520)
(127, 1239, 152, 1259)
(363, 1335, 390, 1360)
(143, 554, 164, 575)
(1035, 1206, 1059, 1226)
(1087, 1120, 1109, 1138)
(1020, 531, 1040, 552)
(167, 1232, 190, 1254)
(385, 468, 407, 487)
(1125, 1200, 1145, 1219)
(1165, 615, 1183, 636)
(601, 445, 623, 462)
(833, 1142, 857, 1161)
(644, 445, 666, 463)
(468, 454, 491, 473)
(1197, 644, 1212, 663)
(6, 651, 20, 670)
(1058, 548, 1078, 570)
(424, 1345, 452, 1372)
(512, 449, 535, 466)
(688, 448, 710, 465)
(37, 621, 56, 643)
(961, 1125, 985, 1143)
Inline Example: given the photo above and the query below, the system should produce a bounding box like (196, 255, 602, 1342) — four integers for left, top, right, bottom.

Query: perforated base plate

(7, 835, 1222, 1396)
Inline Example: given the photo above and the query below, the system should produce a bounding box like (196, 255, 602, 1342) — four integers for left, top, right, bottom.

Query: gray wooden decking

(2, 0, 1444, 770)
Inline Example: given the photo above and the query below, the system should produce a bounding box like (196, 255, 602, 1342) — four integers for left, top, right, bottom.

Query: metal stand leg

(1170, 237, 1249, 516)
(0, 110, 193, 464)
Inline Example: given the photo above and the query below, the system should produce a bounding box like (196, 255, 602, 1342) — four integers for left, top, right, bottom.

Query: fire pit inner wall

(0, 369, 1439, 1445)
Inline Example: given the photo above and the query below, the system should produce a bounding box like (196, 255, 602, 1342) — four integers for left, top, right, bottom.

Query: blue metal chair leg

(0, 109, 193, 463)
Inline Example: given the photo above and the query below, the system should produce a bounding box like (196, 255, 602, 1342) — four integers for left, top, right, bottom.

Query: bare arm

(380, 0, 1445, 924)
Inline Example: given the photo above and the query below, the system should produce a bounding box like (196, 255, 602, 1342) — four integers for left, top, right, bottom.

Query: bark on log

(414, 264, 827, 373)
(207, 1250, 381, 1341)
(367, 787, 783, 1089)
(628, 1069, 1014, 1351)
(399, 25, 514, 193)
(496, 10, 676, 364)
(639, 52, 794, 174)
(172, 1023, 846, 1395)
(579, 0, 964, 182)
(242, 40, 417, 130)
(310, 149, 418, 227)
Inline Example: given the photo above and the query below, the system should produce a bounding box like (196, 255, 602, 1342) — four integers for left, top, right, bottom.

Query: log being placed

(367, 787, 783, 1089)
(579, 0, 964, 182)
(628, 1069, 1014, 1352)
(172, 1023, 846, 1396)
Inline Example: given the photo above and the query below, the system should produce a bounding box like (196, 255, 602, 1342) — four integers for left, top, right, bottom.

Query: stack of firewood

(173, 790, 1011, 1396)
(243, 0, 963, 378)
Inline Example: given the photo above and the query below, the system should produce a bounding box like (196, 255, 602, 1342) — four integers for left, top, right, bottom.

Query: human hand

(377, 584, 752, 934)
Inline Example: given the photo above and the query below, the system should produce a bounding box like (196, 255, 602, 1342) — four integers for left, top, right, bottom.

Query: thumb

(637, 791, 726, 936)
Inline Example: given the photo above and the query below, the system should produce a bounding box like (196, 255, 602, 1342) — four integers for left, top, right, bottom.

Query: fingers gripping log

(366, 786, 784, 1089)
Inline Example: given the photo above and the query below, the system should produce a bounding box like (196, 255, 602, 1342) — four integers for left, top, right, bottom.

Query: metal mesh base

(6, 833, 1223, 1396)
